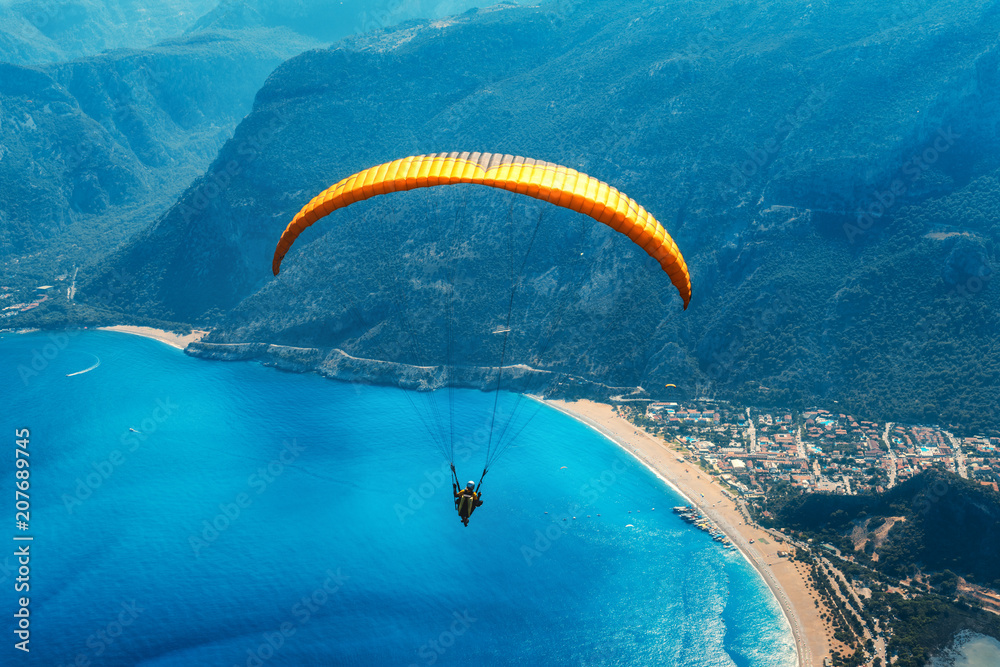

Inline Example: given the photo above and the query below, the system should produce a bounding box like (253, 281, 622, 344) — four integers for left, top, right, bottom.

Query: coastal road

(882, 422, 897, 488)
(818, 558, 882, 664)
(944, 431, 968, 478)
(746, 408, 758, 453)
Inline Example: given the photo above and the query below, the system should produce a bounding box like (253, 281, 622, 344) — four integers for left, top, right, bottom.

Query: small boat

(129, 428, 141, 434)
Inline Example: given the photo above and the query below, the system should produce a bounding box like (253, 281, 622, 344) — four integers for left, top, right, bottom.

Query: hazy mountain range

(3, 0, 999, 433)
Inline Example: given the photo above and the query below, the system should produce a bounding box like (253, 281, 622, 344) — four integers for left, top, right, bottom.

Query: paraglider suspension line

(481, 207, 545, 482)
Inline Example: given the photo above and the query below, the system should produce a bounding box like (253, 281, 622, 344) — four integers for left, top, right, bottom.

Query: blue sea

(0, 330, 796, 666)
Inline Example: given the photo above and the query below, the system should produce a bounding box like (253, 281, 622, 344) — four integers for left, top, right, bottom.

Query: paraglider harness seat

(454, 486, 483, 526)
(451, 466, 483, 527)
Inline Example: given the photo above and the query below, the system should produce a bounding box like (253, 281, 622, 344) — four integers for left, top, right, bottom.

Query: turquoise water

(0, 330, 795, 666)
(931, 633, 1000, 667)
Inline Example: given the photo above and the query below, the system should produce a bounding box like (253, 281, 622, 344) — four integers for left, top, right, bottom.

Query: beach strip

(534, 397, 830, 667)
(97, 326, 208, 350)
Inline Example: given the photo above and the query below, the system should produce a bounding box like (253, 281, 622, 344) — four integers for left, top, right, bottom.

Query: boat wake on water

(66, 354, 100, 377)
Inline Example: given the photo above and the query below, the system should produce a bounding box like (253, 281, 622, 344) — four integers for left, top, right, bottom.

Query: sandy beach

(97, 325, 208, 350)
(538, 398, 831, 667)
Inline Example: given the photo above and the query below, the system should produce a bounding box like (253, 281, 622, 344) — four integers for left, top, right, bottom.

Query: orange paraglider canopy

(272, 152, 691, 309)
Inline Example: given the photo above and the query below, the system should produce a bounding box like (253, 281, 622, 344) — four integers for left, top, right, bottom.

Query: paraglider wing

(272, 152, 692, 309)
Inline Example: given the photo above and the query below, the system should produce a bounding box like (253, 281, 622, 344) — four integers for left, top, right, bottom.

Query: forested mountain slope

(0, 29, 317, 293)
(71, 0, 1000, 432)
(0, 0, 216, 64)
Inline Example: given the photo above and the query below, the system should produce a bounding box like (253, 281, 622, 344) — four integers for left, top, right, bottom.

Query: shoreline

(96, 326, 209, 350)
(6, 325, 826, 662)
(534, 397, 828, 667)
(3, 325, 209, 350)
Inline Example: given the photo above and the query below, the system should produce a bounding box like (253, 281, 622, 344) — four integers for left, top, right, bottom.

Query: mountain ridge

(56, 0, 1000, 434)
